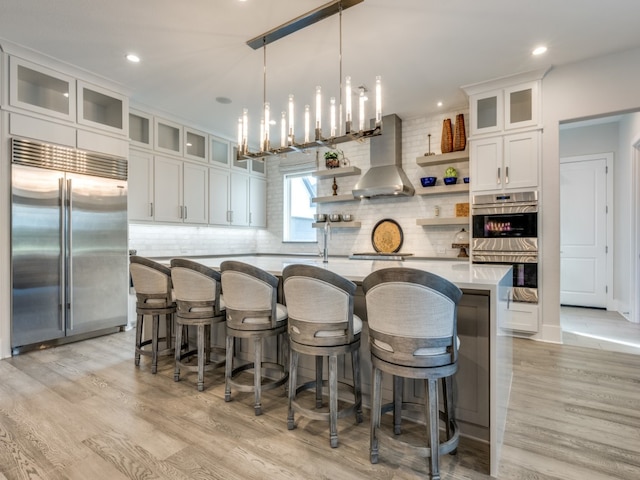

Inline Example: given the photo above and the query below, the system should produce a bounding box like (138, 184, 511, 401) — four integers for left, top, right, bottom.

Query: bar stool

(362, 267, 463, 480)
(220, 261, 288, 416)
(282, 264, 363, 448)
(129, 255, 176, 374)
(170, 258, 226, 391)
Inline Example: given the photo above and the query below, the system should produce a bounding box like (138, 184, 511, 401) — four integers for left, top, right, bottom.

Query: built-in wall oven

(471, 191, 538, 304)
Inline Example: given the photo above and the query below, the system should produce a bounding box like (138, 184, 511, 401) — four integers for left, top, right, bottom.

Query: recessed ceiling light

(126, 53, 140, 63)
(532, 46, 547, 56)
(437, 101, 443, 107)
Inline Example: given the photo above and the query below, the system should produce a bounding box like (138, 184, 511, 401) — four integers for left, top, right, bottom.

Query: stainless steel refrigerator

(11, 138, 129, 354)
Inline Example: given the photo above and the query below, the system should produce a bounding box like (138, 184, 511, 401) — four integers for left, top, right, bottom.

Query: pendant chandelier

(237, 0, 382, 160)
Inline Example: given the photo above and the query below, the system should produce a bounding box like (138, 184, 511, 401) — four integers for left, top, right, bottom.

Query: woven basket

(441, 118, 453, 153)
(453, 114, 466, 152)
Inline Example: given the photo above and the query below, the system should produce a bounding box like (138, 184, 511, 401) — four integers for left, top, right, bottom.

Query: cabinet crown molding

(461, 66, 552, 96)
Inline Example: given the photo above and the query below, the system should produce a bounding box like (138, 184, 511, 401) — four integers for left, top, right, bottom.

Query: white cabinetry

(468, 80, 540, 136)
(503, 301, 538, 334)
(153, 156, 183, 223)
(7, 55, 129, 157)
(470, 131, 539, 192)
(154, 117, 183, 156)
(230, 173, 250, 226)
(184, 128, 208, 163)
(152, 156, 208, 224)
(9, 57, 76, 122)
(77, 81, 128, 135)
(250, 176, 267, 227)
(128, 149, 154, 222)
(209, 167, 230, 225)
(129, 109, 153, 149)
(183, 162, 209, 224)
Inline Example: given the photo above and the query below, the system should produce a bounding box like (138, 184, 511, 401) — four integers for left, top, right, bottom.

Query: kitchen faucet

(322, 220, 331, 263)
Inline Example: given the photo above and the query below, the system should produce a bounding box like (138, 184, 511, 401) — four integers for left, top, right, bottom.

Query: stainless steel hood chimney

(352, 114, 415, 198)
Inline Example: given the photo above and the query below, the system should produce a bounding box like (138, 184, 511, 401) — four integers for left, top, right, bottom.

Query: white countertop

(165, 255, 511, 289)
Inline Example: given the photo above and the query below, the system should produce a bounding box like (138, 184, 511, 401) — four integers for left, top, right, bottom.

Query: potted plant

(324, 150, 341, 169)
(444, 166, 458, 185)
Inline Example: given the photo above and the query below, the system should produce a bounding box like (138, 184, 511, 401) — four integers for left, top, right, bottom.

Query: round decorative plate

(371, 218, 403, 253)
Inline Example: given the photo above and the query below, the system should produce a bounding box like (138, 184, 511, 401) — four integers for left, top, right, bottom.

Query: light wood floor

(561, 306, 640, 355)
(1, 330, 639, 479)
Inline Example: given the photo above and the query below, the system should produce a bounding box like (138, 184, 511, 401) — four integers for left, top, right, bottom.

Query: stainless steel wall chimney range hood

(352, 114, 415, 198)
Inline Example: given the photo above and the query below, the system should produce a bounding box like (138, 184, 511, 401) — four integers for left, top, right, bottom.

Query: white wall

(541, 47, 640, 342)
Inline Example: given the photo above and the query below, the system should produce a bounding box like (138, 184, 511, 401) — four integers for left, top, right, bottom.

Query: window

(283, 171, 316, 242)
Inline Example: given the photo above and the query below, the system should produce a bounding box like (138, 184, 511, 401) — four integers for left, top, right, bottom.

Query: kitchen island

(157, 255, 512, 477)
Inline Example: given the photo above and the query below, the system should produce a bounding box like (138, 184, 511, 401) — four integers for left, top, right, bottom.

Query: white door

(560, 155, 610, 307)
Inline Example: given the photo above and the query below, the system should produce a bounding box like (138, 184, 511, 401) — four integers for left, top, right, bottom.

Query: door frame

(560, 153, 614, 310)
(634, 139, 640, 323)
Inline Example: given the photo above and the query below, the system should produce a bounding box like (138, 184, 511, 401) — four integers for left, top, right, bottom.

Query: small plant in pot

(324, 150, 341, 169)
(444, 166, 458, 185)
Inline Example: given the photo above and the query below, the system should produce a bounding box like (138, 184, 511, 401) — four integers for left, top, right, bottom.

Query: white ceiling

(2, 0, 640, 141)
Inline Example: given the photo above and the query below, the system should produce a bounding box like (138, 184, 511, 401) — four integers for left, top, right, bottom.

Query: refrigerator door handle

(59, 177, 66, 332)
(67, 178, 73, 330)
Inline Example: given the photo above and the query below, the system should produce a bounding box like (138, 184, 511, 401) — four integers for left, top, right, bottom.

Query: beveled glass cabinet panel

(184, 128, 208, 162)
(470, 89, 503, 135)
(129, 110, 152, 148)
(504, 82, 538, 130)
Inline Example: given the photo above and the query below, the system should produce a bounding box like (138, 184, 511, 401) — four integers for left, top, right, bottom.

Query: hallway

(561, 306, 640, 355)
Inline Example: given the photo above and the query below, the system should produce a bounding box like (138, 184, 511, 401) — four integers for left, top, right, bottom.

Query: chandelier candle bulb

(304, 105, 310, 143)
(263, 102, 270, 151)
(288, 94, 295, 143)
(280, 112, 287, 148)
(375, 76, 382, 126)
(237, 117, 243, 150)
(315, 86, 322, 140)
(259, 119, 265, 152)
(359, 88, 366, 132)
(242, 108, 248, 155)
(330, 97, 337, 137)
(345, 76, 352, 132)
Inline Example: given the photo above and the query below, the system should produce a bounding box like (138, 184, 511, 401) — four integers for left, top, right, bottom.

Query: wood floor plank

(1, 330, 638, 479)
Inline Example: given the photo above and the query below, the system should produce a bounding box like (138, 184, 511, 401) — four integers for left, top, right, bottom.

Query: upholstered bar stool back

(220, 260, 288, 415)
(362, 267, 463, 480)
(129, 255, 176, 374)
(282, 264, 363, 448)
(170, 258, 226, 391)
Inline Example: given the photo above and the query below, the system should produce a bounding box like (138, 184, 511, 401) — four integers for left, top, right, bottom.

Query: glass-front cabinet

(469, 81, 538, 136)
(155, 117, 183, 155)
(129, 109, 153, 149)
(184, 128, 208, 163)
(9, 57, 76, 122)
(211, 136, 230, 168)
(77, 81, 128, 134)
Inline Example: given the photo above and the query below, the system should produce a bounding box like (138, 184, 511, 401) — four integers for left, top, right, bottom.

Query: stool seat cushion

(373, 335, 460, 356)
(242, 303, 287, 324)
(291, 314, 363, 337)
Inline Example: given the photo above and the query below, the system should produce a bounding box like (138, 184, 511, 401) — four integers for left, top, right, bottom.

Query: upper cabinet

(469, 81, 539, 136)
(9, 57, 76, 122)
(470, 131, 539, 192)
(154, 117, 183, 156)
(129, 109, 153, 149)
(184, 127, 208, 163)
(77, 81, 128, 135)
(463, 68, 549, 194)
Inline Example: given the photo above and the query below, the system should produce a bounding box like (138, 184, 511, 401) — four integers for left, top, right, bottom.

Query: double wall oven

(471, 191, 538, 304)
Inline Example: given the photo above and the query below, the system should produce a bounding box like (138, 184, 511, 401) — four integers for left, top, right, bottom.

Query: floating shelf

(416, 150, 469, 167)
(312, 194, 359, 204)
(312, 166, 361, 178)
(416, 184, 470, 196)
(416, 217, 469, 227)
(312, 221, 361, 228)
